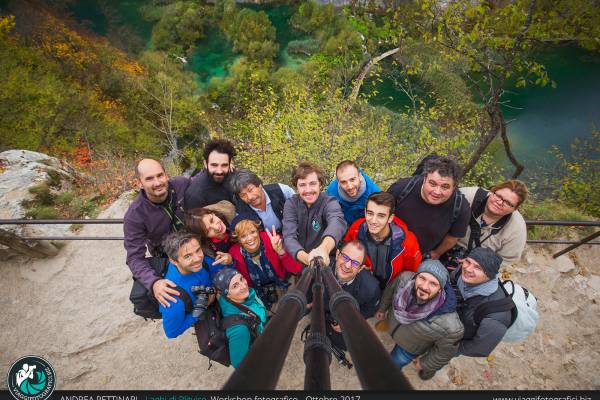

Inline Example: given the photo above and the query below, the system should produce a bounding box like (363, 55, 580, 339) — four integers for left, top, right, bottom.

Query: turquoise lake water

(69, 1, 600, 175)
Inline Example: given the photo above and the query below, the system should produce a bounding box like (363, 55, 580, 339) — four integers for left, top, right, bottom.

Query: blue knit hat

(213, 268, 239, 295)
(417, 259, 449, 288)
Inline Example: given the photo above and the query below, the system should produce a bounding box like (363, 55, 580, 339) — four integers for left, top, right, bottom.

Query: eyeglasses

(491, 191, 516, 209)
(340, 252, 361, 268)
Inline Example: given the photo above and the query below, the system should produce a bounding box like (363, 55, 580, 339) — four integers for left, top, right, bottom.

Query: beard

(208, 170, 228, 183)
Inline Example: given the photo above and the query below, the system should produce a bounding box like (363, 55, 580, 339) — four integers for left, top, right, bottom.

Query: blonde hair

(233, 219, 261, 240)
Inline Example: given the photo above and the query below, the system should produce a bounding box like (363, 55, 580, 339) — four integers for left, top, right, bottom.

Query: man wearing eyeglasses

(320, 240, 381, 352)
(455, 180, 528, 265)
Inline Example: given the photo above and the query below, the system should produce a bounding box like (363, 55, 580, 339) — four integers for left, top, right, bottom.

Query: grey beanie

(467, 247, 502, 279)
(213, 268, 239, 295)
(417, 259, 449, 288)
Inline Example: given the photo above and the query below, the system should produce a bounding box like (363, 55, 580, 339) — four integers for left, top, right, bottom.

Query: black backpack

(194, 301, 261, 368)
(128, 256, 193, 319)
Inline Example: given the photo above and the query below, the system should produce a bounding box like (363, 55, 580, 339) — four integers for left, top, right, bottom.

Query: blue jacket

(159, 255, 226, 339)
(218, 288, 267, 368)
(326, 170, 381, 225)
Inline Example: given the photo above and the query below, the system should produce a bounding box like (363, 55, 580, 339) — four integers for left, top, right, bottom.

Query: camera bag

(129, 256, 193, 319)
(194, 301, 260, 368)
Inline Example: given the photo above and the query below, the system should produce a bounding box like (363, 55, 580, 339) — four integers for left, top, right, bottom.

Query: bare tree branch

(346, 47, 401, 109)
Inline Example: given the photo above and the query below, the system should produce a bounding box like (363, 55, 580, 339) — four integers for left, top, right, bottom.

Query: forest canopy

(0, 0, 598, 216)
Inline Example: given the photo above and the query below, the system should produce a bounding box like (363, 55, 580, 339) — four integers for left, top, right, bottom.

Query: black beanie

(467, 247, 502, 279)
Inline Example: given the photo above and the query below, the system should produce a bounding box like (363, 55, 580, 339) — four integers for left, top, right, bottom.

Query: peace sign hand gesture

(267, 225, 286, 256)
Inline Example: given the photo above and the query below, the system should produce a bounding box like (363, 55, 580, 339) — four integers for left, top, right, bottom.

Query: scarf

(209, 232, 230, 253)
(241, 242, 288, 289)
(457, 274, 499, 300)
(392, 277, 446, 325)
(338, 174, 367, 202)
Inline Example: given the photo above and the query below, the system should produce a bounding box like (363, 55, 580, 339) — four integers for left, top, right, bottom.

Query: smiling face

(201, 213, 227, 239)
(227, 273, 250, 303)
(137, 159, 169, 203)
(414, 272, 442, 303)
(297, 172, 321, 206)
(239, 183, 266, 209)
(460, 257, 490, 285)
(365, 200, 394, 237)
(204, 151, 231, 183)
(421, 171, 455, 205)
(335, 243, 365, 283)
(171, 238, 204, 275)
(486, 188, 519, 217)
(337, 165, 362, 198)
(238, 225, 261, 253)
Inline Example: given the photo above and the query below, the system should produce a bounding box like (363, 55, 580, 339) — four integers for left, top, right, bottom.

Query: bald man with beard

(124, 159, 190, 307)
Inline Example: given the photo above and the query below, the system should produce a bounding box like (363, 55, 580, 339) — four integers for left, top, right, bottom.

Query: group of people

(123, 139, 529, 376)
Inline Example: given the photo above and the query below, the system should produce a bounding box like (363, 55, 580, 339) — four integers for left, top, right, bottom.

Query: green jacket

(219, 288, 267, 368)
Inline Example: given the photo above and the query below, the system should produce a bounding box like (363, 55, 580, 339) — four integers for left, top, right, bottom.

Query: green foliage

(135, 51, 209, 166)
(520, 200, 596, 240)
(26, 184, 56, 207)
(550, 131, 600, 217)
(151, 2, 207, 56)
(25, 206, 60, 219)
(222, 7, 279, 64)
(290, 2, 336, 34)
(290, 1, 364, 88)
(23, 182, 100, 220)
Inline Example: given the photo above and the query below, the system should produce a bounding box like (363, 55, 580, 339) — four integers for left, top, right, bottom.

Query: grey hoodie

(282, 192, 347, 262)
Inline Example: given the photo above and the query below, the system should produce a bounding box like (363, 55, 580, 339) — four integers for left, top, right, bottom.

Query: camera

(190, 285, 216, 318)
(440, 245, 467, 271)
(257, 283, 278, 309)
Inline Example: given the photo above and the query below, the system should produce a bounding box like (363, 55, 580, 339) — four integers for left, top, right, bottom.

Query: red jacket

(344, 216, 422, 286)
(230, 231, 302, 287)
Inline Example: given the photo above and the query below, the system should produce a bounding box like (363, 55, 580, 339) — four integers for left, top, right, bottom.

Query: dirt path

(1, 197, 599, 390)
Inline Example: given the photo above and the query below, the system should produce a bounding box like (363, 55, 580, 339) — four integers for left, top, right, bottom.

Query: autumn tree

(347, 0, 600, 178)
(134, 51, 207, 167)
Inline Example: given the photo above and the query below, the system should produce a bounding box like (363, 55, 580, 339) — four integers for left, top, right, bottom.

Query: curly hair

(203, 139, 236, 163)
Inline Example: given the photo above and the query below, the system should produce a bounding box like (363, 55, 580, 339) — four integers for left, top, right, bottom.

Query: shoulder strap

(473, 280, 516, 326)
(467, 188, 489, 251)
(222, 315, 259, 338)
(230, 301, 260, 321)
(451, 190, 464, 224)
(160, 183, 184, 232)
(471, 188, 490, 218)
(174, 285, 194, 314)
(396, 176, 421, 206)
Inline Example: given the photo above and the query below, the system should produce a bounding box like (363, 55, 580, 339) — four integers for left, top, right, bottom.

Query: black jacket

(452, 269, 512, 357)
(184, 169, 234, 209)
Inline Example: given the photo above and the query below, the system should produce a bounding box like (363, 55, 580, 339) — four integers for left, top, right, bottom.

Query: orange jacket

(344, 216, 422, 286)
